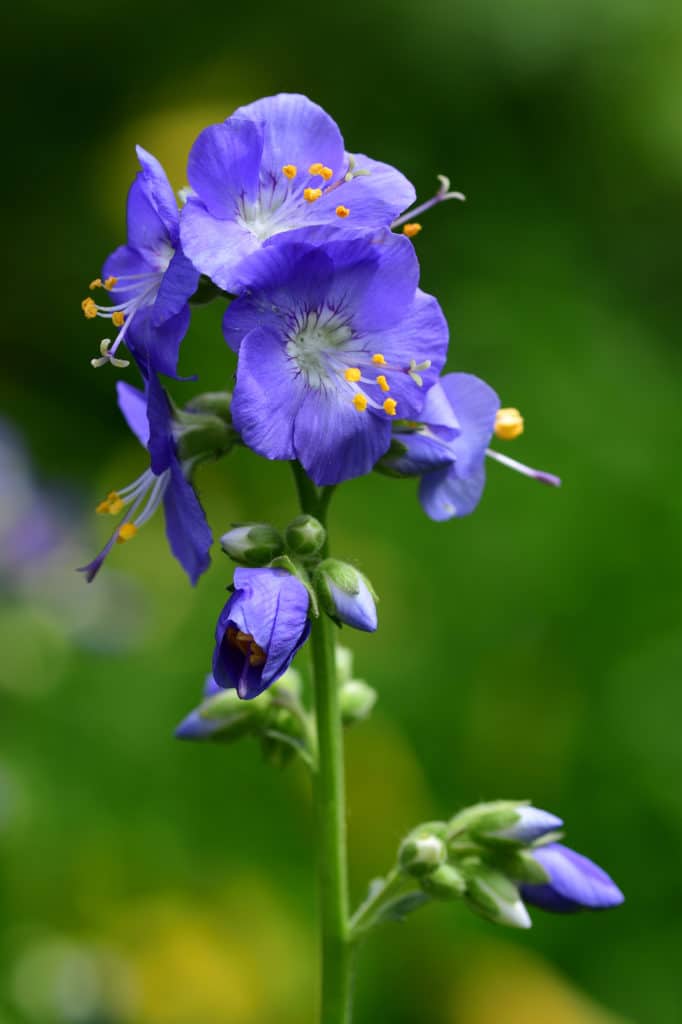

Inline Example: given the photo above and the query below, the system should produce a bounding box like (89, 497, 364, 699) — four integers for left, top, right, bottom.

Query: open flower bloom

(223, 230, 448, 485)
(78, 375, 212, 584)
(180, 92, 416, 293)
(81, 147, 199, 378)
(380, 373, 560, 519)
(521, 843, 624, 913)
(213, 568, 311, 699)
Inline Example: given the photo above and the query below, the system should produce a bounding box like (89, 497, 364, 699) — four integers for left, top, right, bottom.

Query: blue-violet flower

(522, 842, 624, 913)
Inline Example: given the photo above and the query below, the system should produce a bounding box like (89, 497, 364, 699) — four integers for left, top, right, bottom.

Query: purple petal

(419, 462, 487, 520)
(230, 326, 306, 461)
(152, 248, 200, 327)
(523, 843, 624, 913)
(136, 145, 180, 245)
(175, 709, 225, 740)
(440, 373, 500, 477)
(187, 119, 263, 218)
(163, 460, 212, 586)
(419, 380, 460, 441)
(203, 674, 221, 698)
(102, 244, 153, 287)
(323, 152, 415, 222)
(492, 807, 564, 843)
(116, 381, 149, 449)
(328, 575, 378, 632)
(126, 304, 194, 382)
(383, 430, 453, 476)
(180, 198, 259, 293)
(126, 176, 171, 257)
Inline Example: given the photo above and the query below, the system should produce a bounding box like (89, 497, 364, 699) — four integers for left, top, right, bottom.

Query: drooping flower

(521, 843, 624, 913)
(180, 92, 416, 293)
(212, 568, 311, 699)
(379, 373, 560, 519)
(81, 147, 200, 378)
(78, 375, 213, 584)
(222, 230, 448, 485)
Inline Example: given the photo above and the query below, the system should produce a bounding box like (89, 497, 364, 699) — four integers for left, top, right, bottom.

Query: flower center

(286, 309, 353, 388)
(226, 627, 267, 667)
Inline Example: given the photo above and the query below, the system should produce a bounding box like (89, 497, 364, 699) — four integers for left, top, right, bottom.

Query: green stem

(293, 463, 353, 1024)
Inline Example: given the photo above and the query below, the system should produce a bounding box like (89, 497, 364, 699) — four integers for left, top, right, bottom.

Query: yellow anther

(495, 407, 524, 440)
(371, 353, 386, 366)
(376, 374, 390, 392)
(96, 491, 124, 516)
(249, 642, 267, 667)
(353, 394, 368, 412)
(103, 276, 118, 290)
(116, 522, 138, 544)
(336, 205, 350, 218)
(89, 278, 102, 290)
(81, 297, 98, 319)
(383, 398, 398, 416)
(320, 166, 333, 181)
(304, 187, 323, 203)
(112, 311, 125, 327)
(402, 223, 422, 238)
(282, 164, 297, 179)
(308, 162, 324, 175)
(344, 367, 362, 382)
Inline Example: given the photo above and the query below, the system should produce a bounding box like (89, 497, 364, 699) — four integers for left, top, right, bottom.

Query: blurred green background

(2, 0, 681, 1021)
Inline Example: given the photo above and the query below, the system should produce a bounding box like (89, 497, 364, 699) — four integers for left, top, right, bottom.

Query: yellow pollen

(336, 205, 350, 218)
(282, 164, 297, 179)
(304, 187, 323, 203)
(96, 491, 124, 516)
(376, 374, 390, 392)
(112, 311, 125, 327)
(353, 394, 368, 412)
(89, 278, 102, 290)
(116, 522, 138, 544)
(344, 367, 362, 382)
(402, 223, 422, 238)
(383, 398, 398, 416)
(308, 162, 324, 175)
(320, 166, 333, 181)
(104, 276, 118, 290)
(371, 353, 386, 366)
(81, 297, 98, 319)
(495, 407, 524, 440)
(249, 644, 267, 667)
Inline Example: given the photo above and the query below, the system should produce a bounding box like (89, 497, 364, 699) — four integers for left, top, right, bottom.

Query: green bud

(175, 408, 237, 463)
(220, 524, 284, 566)
(494, 849, 551, 886)
(399, 822, 449, 877)
(448, 800, 525, 839)
(270, 666, 304, 702)
(464, 866, 531, 929)
(313, 559, 378, 632)
(285, 514, 327, 556)
(339, 680, 377, 725)
(185, 390, 233, 420)
(335, 645, 354, 683)
(420, 863, 467, 900)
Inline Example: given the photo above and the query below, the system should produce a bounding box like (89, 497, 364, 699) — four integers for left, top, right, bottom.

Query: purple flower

(521, 842, 624, 914)
(487, 806, 563, 843)
(315, 559, 378, 632)
(381, 373, 561, 519)
(223, 231, 448, 485)
(78, 374, 212, 584)
(82, 146, 199, 379)
(213, 568, 311, 699)
(180, 92, 416, 294)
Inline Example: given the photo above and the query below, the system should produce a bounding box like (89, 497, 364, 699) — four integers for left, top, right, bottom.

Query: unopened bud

(339, 680, 377, 724)
(220, 524, 284, 566)
(420, 863, 466, 900)
(464, 866, 531, 929)
(314, 559, 378, 632)
(476, 806, 563, 845)
(270, 666, 304, 702)
(335, 645, 354, 683)
(285, 514, 327, 556)
(399, 822, 448, 877)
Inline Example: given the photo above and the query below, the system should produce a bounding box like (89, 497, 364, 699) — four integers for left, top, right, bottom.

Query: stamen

(308, 162, 324, 176)
(104, 276, 118, 290)
(320, 166, 333, 181)
(116, 523, 138, 544)
(81, 297, 98, 319)
(89, 278, 102, 290)
(90, 338, 130, 370)
(403, 223, 422, 238)
(112, 311, 125, 327)
(96, 491, 124, 516)
(353, 394, 368, 412)
(495, 408, 524, 441)
(282, 164, 297, 179)
(383, 398, 398, 416)
(336, 205, 350, 218)
(344, 367, 362, 382)
(376, 375, 390, 392)
(304, 188, 323, 203)
(372, 353, 387, 366)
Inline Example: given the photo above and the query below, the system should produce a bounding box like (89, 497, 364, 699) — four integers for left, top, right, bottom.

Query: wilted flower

(521, 842, 624, 913)
(180, 92, 416, 293)
(82, 146, 199, 378)
(223, 231, 447, 484)
(213, 568, 311, 699)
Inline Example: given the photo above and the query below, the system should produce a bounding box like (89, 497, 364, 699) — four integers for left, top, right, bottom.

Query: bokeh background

(2, 1, 681, 1021)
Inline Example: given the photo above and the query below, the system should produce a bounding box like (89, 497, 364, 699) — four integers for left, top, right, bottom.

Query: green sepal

(420, 863, 466, 900)
(269, 555, 320, 617)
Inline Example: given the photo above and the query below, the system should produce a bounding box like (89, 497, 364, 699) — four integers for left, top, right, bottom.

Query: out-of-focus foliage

(2, 0, 681, 1020)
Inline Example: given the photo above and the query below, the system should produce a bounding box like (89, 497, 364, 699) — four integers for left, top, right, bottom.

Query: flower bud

(174, 403, 237, 463)
(476, 806, 563, 845)
(184, 390, 233, 420)
(220, 524, 284, 566)
(285, 514, 327, 556)
(339, 680, 377, 725)
(464, 866, 531, 929)
(314, 559, 378, 632)
(420, 863, 467, 900)
(335, 645, 354, 683)
(270, 666, 304, 701)
(399, 822, 448, 877)
(175, 677, 263, 743)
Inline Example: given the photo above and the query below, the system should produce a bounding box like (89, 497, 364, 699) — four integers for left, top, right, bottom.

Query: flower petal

(180, 197, 258, 293)
(419, 462, 487, 520)
(163, 460, 212, 585)
(233, 93, 344, 180)
(322, 151, 415, 222)
(126, 304, 194, 382)
(152, 248, 200, 327)
(523, 843, 624, 913)
(136, 145, 180, 244)
(126, 176, 170, 257)
(440, 373, 500, 477)
(116, 381, 149, 449)
(187, 119, 264, 218)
